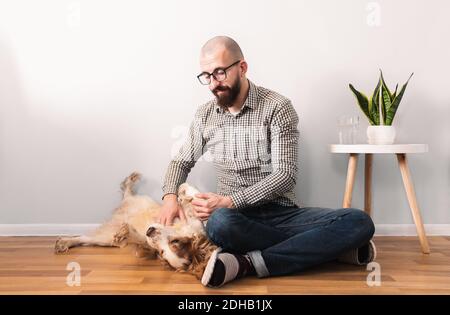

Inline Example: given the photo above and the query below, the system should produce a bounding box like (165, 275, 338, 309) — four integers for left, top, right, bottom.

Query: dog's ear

(192, 233, 208, 246)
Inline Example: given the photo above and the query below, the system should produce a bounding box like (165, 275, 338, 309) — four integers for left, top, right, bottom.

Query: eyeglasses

(197, 60, 241, 85)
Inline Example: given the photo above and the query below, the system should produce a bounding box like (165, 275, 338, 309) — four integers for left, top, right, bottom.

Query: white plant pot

(366, 126, 396, 145)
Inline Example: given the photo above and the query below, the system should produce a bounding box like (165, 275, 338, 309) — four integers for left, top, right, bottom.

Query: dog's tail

(120, 172, 142, 198)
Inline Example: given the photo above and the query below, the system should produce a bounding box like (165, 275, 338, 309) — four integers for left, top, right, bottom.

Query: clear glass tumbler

(337, 115, 359, 144)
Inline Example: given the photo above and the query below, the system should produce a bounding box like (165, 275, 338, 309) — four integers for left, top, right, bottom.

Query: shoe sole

(201, 247, 222, 287)
(369, 240, 377, 261)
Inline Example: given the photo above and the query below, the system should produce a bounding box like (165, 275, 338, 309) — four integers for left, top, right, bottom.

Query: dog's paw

(54, 238, 70, 254)
(113, 224, 129, 247)
(129, 172, 141, 182)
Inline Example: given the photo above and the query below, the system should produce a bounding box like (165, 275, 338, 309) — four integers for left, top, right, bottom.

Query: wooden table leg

(343, 153, 358, 208)
(396, 153, 430, 254)
(364, 154, 373, 216)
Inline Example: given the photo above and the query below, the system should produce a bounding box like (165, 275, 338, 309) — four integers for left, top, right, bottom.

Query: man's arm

(161, 107, 206, 199)
(159, 107, 206, 225)
(230, 99, 299, 209)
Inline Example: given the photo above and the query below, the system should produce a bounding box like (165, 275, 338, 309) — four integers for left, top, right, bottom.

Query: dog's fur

(54, 172, 218, 279)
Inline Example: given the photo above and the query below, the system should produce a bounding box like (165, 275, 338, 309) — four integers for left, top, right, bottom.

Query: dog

(54, 172, 218, 279)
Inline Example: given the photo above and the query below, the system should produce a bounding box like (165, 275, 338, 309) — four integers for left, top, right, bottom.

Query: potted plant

(349, 70, 413, 144)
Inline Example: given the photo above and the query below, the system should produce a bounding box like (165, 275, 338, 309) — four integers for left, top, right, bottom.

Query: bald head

(200, 36, 244, 61)
(198, 36, 249, 107)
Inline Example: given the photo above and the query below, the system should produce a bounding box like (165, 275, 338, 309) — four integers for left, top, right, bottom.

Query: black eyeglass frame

(197, 60, 241, 85)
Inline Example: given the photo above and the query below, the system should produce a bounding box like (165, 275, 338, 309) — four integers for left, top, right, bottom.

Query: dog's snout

(146, 226, 156, 237)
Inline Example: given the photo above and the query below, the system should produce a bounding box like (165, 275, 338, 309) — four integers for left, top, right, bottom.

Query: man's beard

(212, 79, 241, 108)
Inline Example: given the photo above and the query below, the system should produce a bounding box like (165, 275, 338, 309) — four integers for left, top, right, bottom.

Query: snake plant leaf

(349, 84, 375, 125)
(380, 69, 394, 101)
(370, 78, 382, 125)
(381, 81, 391, 124)
(370, 95, 380, 125)
(379, 69, 393, 124)
(392, 83, 399, 100)
(385, 72, 414, 126)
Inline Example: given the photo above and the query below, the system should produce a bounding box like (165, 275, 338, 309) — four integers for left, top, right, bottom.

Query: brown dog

(54, 172, 218, 279)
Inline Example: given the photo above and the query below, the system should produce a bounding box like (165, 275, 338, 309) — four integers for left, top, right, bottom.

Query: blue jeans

(205, 203, 375, 278)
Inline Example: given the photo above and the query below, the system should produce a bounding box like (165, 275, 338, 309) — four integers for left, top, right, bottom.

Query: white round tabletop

(329, 144, 428, 154)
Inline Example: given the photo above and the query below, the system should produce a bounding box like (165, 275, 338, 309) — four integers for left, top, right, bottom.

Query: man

(159, 36, 375, 288)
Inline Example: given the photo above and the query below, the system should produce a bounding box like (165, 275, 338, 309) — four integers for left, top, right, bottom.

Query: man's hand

(191, 193, 235, 221)
(159, 194, 186, 226)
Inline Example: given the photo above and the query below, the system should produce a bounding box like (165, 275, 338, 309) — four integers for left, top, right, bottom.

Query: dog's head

(145, 226, 217, 278)
(145, 223, 189, 269)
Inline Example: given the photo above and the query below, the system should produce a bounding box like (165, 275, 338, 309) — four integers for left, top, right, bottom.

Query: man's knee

(206, 207, 240, 246)
(343, 208, 375, 241)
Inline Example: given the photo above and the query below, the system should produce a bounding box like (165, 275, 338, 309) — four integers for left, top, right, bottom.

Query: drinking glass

(337, 115, 359, 144)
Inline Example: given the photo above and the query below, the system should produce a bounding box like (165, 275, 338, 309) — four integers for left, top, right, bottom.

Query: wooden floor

(0, 236, 449, 295)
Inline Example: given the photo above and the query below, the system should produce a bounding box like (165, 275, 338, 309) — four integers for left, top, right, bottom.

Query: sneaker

(201, 248, 255, 288)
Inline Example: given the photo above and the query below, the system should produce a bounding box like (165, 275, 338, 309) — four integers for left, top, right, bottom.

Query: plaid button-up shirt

(162, 80, 299, 209)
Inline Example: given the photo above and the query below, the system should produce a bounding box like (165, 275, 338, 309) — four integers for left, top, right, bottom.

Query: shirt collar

(214, 79, 258, 114)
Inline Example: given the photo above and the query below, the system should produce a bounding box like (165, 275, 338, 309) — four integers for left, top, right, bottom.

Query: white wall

(0, 0, 449, 226)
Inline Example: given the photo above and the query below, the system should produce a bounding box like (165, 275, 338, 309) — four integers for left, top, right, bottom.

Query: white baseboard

(0, 224, 449, 236)
(0, 224, 100, 236)
(374, 224, 450, 236)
